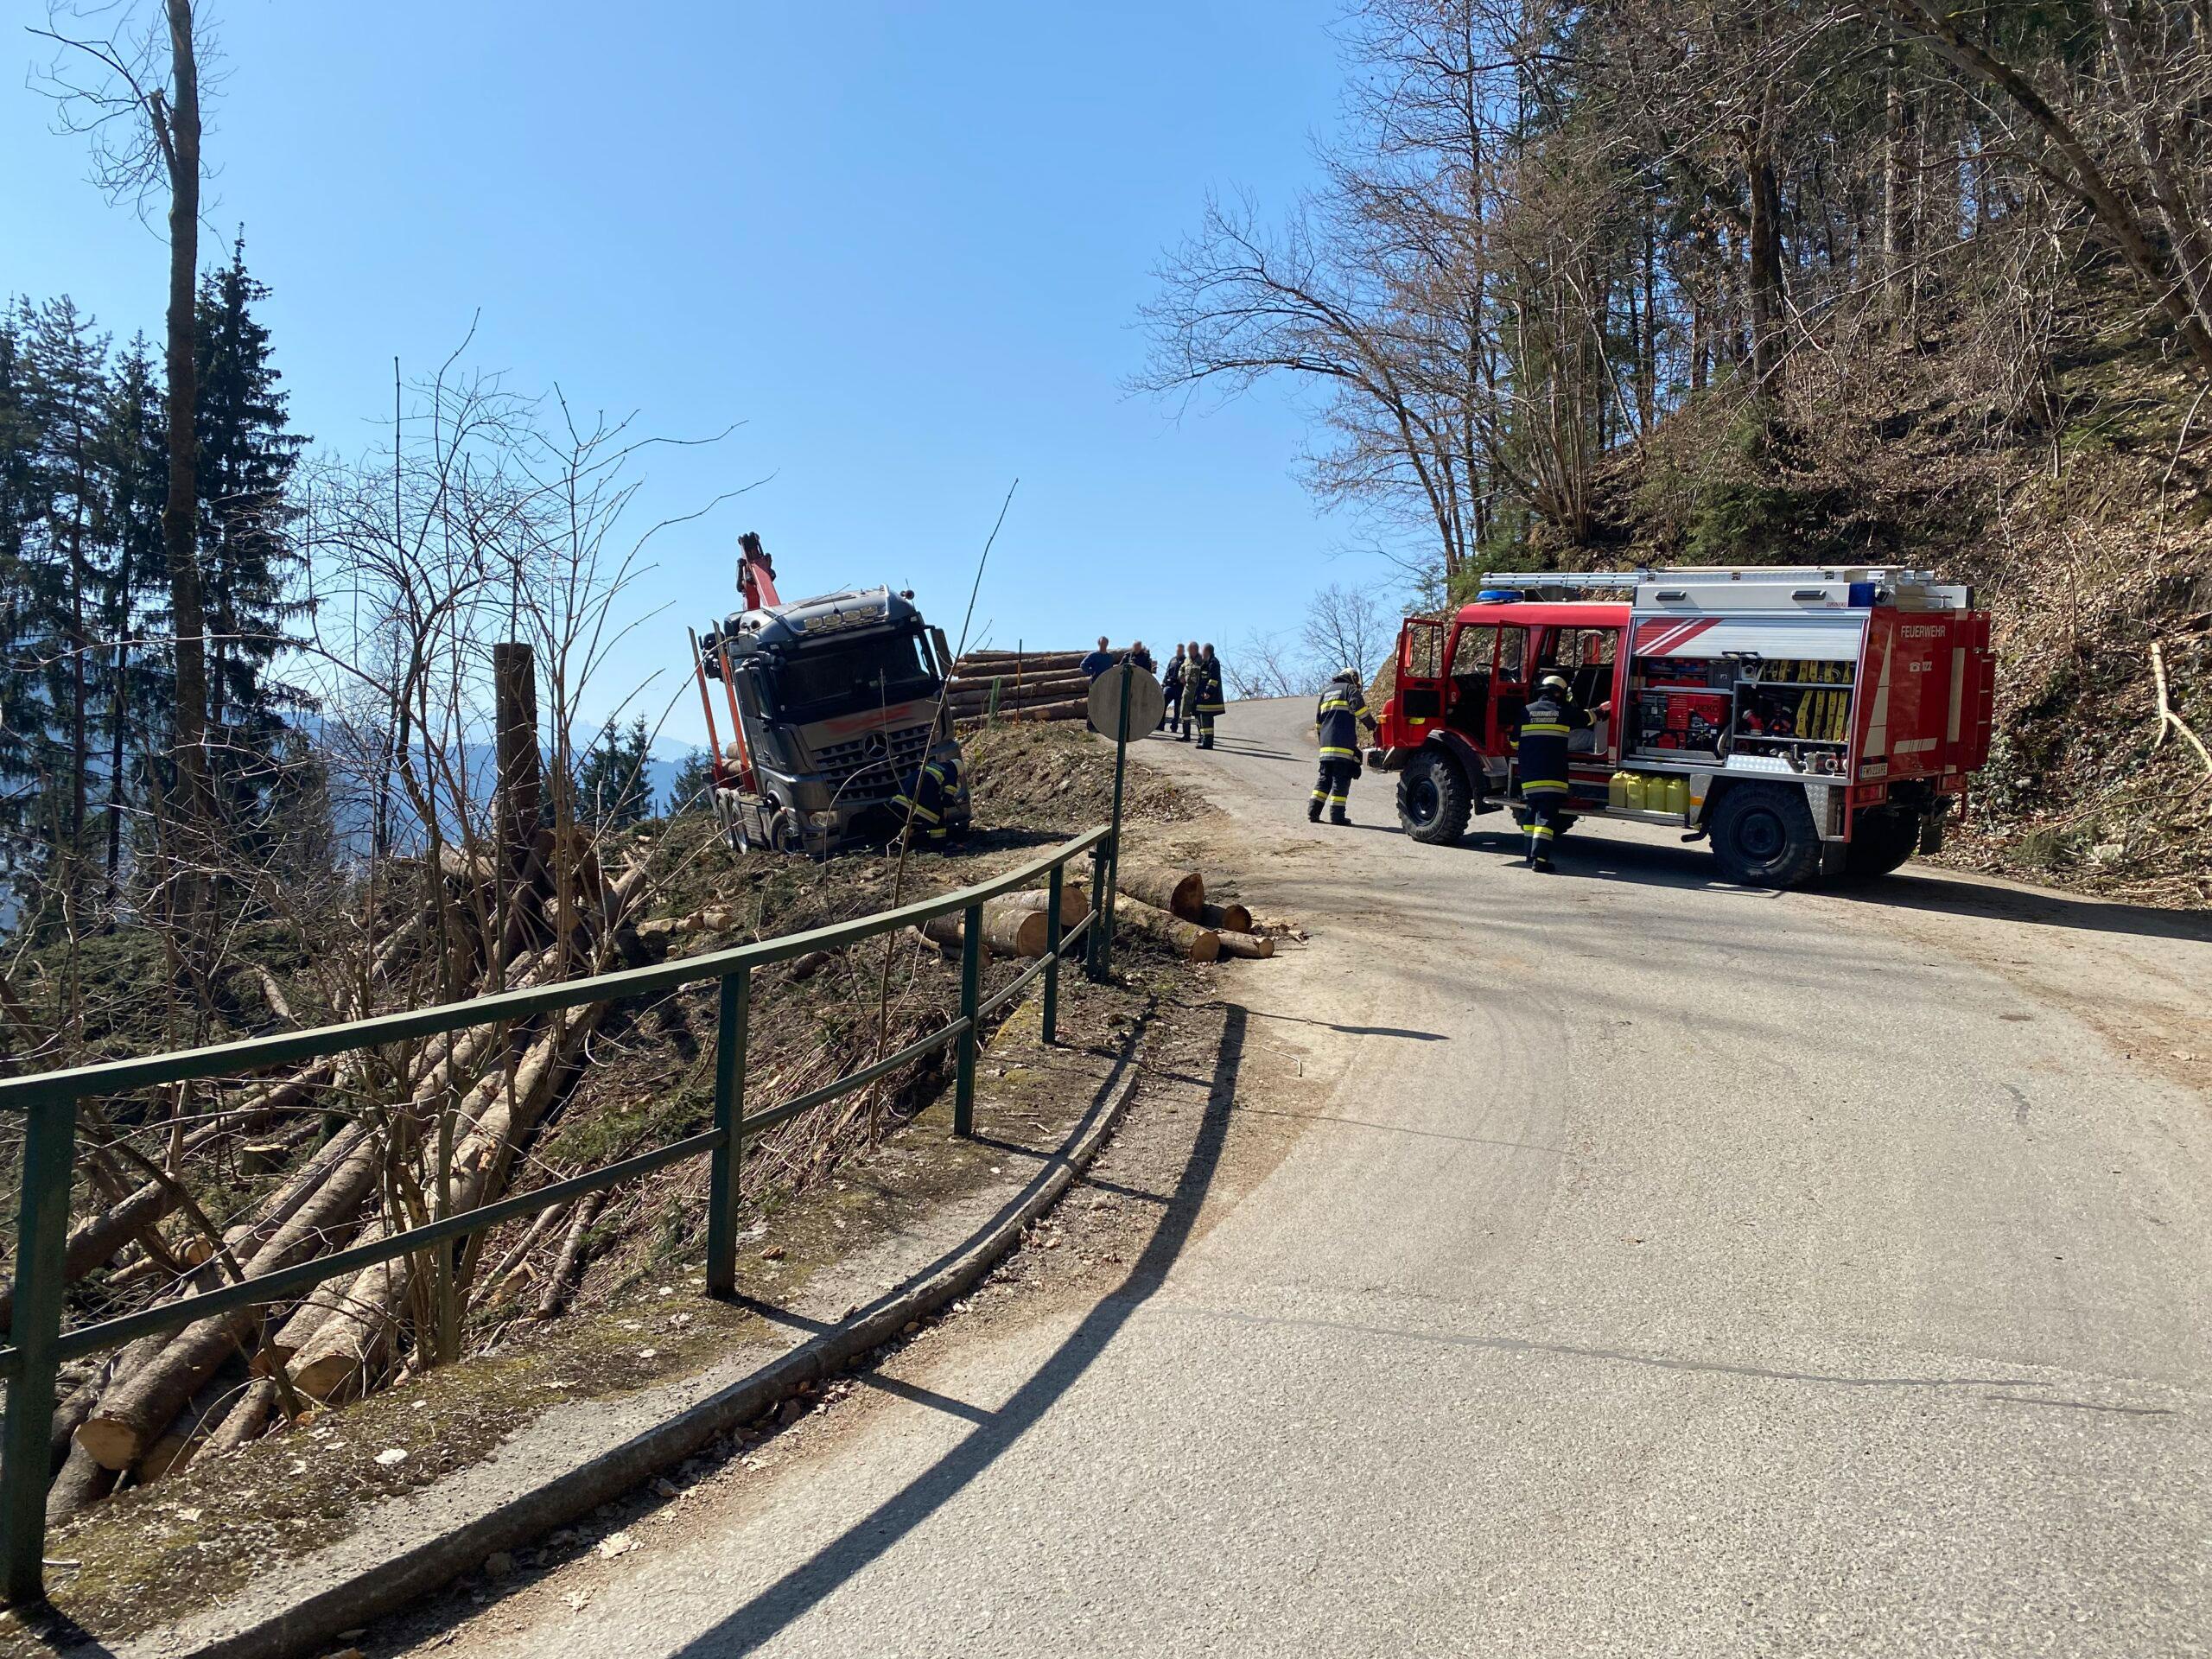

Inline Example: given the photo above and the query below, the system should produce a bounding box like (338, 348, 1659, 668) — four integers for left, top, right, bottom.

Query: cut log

(957, 697, 1086, 726)
(955, 649, 1086, 671)
(201, 1377, 278, 1456)
(995, 884, 1090, 925)
(915, 900, 1049, 958)
(1112, 896, 1220, 962)
(1215, 930, 1274, 960)
(0, 1058, 338, 1332)
(137, 1370, 236, 1483)
(290, 978, 627, 1401)
(74, 1115, 389, 1469)
(46, 1441, 117, 1525)
(1195, 899, 1253, 933)
(1116, 863, 1204, 919)
(535, 1189, 610, 1319)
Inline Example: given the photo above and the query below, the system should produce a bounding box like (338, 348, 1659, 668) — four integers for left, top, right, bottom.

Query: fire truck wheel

(1709, 783, 1821, 887)
(1397, 753, 1471, 845)
(1842, 810, 1918, 879)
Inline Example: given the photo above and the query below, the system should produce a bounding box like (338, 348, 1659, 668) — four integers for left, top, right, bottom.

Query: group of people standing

(1083, 638, 1226, 749)
(1160, 642, 1225, 747)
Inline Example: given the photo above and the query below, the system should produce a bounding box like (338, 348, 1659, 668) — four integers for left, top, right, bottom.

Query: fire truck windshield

(769, 628, 938, 723)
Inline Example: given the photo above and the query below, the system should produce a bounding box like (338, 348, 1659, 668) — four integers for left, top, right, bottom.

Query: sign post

(1085, 664, 1165, 978)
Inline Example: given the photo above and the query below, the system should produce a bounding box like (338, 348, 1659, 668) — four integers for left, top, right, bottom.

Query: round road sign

(1087, 664, 1166, 741)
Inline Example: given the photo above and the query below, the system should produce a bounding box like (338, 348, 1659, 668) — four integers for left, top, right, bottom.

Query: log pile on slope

(947, 648, 1093, 725)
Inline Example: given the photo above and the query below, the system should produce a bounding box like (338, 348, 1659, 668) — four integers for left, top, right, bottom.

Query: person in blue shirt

(1080, 636, 1115, 679)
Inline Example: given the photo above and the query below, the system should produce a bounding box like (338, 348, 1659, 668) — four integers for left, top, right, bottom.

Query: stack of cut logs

(946, 649, 1092, 726)
(912, 859, 1273, 963)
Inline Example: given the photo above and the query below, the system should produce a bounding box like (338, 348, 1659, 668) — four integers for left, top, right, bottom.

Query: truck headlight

(808, 810, 840, 829)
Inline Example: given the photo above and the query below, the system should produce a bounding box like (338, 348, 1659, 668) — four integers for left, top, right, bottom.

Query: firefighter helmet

(1333, 667, 1361, 683)
(1539, 672, 1570, 693)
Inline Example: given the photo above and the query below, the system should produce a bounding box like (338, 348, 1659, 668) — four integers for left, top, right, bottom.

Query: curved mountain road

(410, 696, 2212, 1658)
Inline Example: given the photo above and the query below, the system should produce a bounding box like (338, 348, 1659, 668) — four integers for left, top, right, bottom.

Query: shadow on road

(1245, 1008, 1447, 1041)
(671, 1005, 1249, 1656)
(1823, 870, 2212, 944)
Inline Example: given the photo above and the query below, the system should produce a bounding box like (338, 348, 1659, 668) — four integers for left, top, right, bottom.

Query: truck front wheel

(1709, 783, 1821, 887)
(1398, 752, 1472, 845)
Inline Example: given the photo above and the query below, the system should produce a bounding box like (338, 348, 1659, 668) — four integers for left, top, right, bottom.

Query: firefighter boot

(1329, 809, 1351, 826)
(1308, 799, 1322, 823)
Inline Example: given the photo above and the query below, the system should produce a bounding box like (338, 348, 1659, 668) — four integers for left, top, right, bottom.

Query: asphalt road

(417, 697, 2212, 1658)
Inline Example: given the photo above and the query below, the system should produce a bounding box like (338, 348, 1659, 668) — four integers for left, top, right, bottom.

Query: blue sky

(4, 1, 1389, 747)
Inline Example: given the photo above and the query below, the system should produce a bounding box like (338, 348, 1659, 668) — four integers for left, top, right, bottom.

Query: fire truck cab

(1372, 567, 1996, 887)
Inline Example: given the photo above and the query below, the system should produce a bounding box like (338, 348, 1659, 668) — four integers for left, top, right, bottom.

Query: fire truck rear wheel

(1841, 809, 1918, 879)
(1397, 753, 1471, 845)
(1709, 783, 1821, 887)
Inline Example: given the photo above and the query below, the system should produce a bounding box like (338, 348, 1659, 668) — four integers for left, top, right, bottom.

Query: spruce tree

(664, 747, 715, 816)
(96, 338, 171, 885)
(192, 238, 311, 841)
(575, 716, 656, 830)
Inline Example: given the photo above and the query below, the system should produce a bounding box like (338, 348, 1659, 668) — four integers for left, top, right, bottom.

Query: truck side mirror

(930, 627, 954, 678)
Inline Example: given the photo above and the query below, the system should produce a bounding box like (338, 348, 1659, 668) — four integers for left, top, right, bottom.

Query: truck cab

(700, 586, 967, 855)
(1373, 569, 1994, 887)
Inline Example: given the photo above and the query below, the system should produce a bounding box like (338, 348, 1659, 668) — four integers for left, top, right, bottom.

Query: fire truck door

(1489, 624, 1531, 752)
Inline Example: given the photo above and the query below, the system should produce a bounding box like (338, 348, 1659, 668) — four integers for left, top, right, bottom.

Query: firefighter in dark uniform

(1161, 647, 1185, 736)
(1310, 668, 1370, 824)
(1516, 672, 1590, 872)
(892, 752, 963, 848)
(1193, 644, 1226, 749)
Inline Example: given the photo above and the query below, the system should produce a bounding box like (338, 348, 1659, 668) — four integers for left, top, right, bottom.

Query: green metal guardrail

(0, 823, 1116, 1606)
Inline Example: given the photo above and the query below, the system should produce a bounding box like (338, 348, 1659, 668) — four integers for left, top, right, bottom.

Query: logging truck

(692, 534, 969, 855)
(1370, 566, 1997, 887)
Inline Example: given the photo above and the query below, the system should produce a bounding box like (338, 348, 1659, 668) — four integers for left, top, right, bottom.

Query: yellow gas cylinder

(1623, 772, 1647, 811)
(1608, 771, 1630, 810)
(1664, 775, 1690, 817)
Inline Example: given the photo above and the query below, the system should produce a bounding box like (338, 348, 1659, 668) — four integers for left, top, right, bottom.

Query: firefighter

(1161, 645, 1186, 736)
(1516, 672, 1591, 873)
(1310, 668, 1370, 824)
(892, 751, 963, 849)
(1193, 643, 1225, 749)
(1175, 639, 1202, 740)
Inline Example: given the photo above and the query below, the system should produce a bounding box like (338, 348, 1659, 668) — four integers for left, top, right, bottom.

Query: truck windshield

(770, 630, 938, 722)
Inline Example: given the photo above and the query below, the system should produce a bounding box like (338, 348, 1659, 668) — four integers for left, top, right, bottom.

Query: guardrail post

(1042, 861, 1064, 1045)
(706, 965, 751, 1299)
(1085, 836, 1110, 981)
(3, 1094, 77, 1606)
(955, 900, 982, 1136)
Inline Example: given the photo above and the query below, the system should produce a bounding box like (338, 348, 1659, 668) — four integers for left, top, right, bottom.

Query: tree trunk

(995, 884, 1090, 925)
(159, 0, 213, 944)
(915, 901, 1051, 958)
(1745, 142, 1786, 397)
(1884, 46, 1918, 329)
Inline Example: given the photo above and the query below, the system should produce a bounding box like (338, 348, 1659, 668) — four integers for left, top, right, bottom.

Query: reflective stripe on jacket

(1315, 679, 1368, 760)
(1516, 692, 1589, 797)
(1196, 660, 1226, 715)
(893, 757, 962, 836)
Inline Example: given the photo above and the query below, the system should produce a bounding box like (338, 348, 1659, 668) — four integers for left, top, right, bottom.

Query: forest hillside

(1140, 0, 2212, 903)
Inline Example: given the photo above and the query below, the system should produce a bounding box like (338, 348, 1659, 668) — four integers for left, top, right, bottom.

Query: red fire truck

(1371, 567, 1996, 886)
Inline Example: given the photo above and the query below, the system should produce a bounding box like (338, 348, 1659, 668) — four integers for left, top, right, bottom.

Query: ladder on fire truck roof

(1478, 566, 1940, 589)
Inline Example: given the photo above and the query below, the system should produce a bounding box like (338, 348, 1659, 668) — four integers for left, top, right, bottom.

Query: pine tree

(664, 747, 715, 816)
(575, 716, 656, 830)
(95, 338, 170, 885)
(192, 237, 312, 842)
(0, 314, 42, 900)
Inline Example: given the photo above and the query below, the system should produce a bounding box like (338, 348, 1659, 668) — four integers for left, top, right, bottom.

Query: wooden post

(955, 903, 982, 1136)
(705, 967, 750, 1297)
(2, 1096, 77, 1605)
(492, 642, 543, 874)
